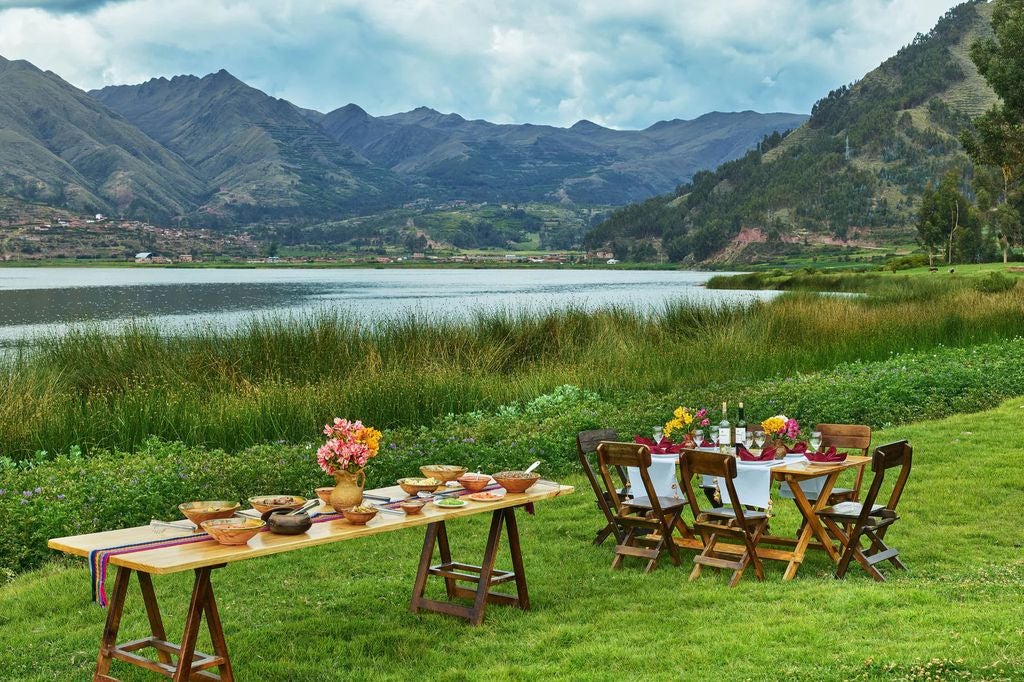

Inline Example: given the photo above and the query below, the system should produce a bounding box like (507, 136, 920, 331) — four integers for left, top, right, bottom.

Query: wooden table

(49, 481, 573, 682)
(673, 456, 870, 579)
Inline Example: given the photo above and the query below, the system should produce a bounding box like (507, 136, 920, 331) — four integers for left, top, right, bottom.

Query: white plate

(737, 459, 777, 466)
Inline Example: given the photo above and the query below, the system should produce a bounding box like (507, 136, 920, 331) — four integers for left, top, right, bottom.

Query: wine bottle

(735, 402, 747, 449)
(718, 401, 731, 453)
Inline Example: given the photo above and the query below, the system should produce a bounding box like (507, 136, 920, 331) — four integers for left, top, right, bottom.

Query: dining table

(48, 480, 573, 682)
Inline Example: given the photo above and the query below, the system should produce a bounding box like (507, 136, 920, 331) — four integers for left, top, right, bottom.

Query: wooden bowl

(492, 471, 541, 494)
(419, 464, 468, 483)
(315, 487, 335, 510)
(249, 495, 306, 514)
(178, 501, 240, 526)
(263, 509, 313, 535)
(397, 477, 441, 495)
(457, 473, 492, 492)
(200, 518, 265, 545)
(341, 505, 378, 525)
(399, 500, 426, 515)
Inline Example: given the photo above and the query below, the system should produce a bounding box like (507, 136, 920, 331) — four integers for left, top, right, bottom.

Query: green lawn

(2, 400, 1023, 681)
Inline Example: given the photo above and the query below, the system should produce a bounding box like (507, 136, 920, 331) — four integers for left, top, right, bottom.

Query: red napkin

(787, 441, 809, 454)
(699, 439, 714, 448)
(805, 446, 847, 462)
(633, 436, 682, 455)
(736, 444, 774, 462)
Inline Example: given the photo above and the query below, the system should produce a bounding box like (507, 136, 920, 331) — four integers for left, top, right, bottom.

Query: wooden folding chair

(817, 440, 912, 581)
(680, 449, 769, 587)
(596, 441, 685, 573)
(577, 429, 627, 545)
(817, 423, 871, 504)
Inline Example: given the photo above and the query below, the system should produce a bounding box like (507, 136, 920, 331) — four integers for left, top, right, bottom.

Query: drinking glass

(744, 431, 754, 449)
(711, 429, 720, 448)
(693, 429, 704, 446)
(810, 431, 822, 453)
(753, 430, 765, 449)
(653, 426, 664, 445)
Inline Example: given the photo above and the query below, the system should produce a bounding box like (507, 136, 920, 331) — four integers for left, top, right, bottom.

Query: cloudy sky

(0, 0, 960, 129)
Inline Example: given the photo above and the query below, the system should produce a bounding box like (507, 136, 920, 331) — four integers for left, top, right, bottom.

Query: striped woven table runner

(89, 511, 344, 607)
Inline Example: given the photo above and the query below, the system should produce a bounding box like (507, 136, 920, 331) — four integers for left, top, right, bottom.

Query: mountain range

(0, 57, 807, 227)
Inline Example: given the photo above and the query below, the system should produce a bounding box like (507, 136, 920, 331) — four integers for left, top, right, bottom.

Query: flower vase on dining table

(330, 468, 366, 509)
(681, 433, 697, 449)
(765, 439, 788, 460)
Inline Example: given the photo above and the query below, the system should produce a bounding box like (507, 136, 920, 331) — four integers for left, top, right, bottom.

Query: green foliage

(974, 270, 1018, 292)
(5, 339, 1024, 578)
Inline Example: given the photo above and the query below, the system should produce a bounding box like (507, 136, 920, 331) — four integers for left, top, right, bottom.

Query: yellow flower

(673, 407, 684, 419)
(761, 416, 785, 436)
(357, 426, 383, 457)
(663, 417, 684, 438)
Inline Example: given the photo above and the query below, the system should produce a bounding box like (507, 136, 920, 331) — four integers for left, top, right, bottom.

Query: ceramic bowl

(399, 499, 426, 515)
(314, 487, 335, 510)
(341, 506, 378, 525)
(178, 501, 240, 526)
(200, 518, 265, 545)
(456, 473, 492, 492)
(249, 495, 306, 514)
(491, 471, 541, 494)
(263, 509, 313, 535)
(419, 464, 468, 483)
(397, 477, 441, 495)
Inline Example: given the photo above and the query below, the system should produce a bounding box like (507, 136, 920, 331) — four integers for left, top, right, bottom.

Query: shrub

(974, 271, 1018, 294)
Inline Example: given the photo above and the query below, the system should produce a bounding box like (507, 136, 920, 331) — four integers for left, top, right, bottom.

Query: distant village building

(589, 250, 614, 260)
(606, 258, 620, 265)
(134, 252, 153, 263)
(178, 254, 193, 262)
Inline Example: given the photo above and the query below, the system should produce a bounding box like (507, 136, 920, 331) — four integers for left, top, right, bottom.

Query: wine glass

(810, 430, 822, 453)
(744, 431, 754, 449)
(693, 429, 704, 447)
(753, 430, 765, 449)
(653, 426, 664, 445)
(710, 428, 720, 451)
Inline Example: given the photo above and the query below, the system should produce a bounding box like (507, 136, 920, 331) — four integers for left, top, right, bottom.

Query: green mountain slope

(92, 71, 405, 224)
(0, 56, 202, 222)
(587, 0, 997, 263)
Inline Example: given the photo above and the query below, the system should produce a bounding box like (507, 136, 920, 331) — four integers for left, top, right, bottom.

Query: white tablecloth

(626, 453, 684, 502)
(715, 461, 787, 510)
(778, 454, 828, 500)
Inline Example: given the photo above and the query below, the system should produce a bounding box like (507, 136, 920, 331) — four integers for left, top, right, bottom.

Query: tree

(918, 169, 973, 264)
(961, 0, 1024, 262)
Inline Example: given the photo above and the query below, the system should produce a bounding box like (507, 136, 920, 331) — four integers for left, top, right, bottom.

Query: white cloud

(0, 0, 962, 128)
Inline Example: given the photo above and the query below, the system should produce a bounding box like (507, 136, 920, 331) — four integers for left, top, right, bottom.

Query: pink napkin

(633, 436, 682, 455)
(736, 444, 775, 462)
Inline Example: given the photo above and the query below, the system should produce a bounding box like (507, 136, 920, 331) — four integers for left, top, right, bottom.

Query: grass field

(1, 399, 1021, 681)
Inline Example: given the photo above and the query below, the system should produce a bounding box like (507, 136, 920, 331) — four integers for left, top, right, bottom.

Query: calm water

(0, 268, 778, 340)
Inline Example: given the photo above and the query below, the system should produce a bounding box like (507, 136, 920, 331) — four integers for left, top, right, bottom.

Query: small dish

(249, 495, 306, 514)
(314, 487, 335, 510)
(399, 499, 426, 515)
(433, 497, 468, 509)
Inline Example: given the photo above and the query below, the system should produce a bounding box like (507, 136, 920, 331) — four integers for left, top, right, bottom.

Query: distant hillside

(0, 56, 202, 223)
(588, 0, 997, 264)
(92, 72, 404, 225)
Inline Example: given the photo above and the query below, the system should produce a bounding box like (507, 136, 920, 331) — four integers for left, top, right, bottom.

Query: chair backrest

(577, 429, 619, 458)
(817, 423, 871, 454)
(679, 449, 750, 525)
(860, 440, 913, 514)
(596, 441, 664, 517)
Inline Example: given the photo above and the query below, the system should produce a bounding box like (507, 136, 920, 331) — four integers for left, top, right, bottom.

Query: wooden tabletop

(49, 482, 574, 575)
(770, 455, 870, 479)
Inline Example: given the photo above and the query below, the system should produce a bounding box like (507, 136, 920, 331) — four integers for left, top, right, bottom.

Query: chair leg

(748, 523, 767, 581)
(662, 511, 682, 567)
(594, 523, 614, 546)
(612, 527, 636, 570)
(690, 533, 718, 582)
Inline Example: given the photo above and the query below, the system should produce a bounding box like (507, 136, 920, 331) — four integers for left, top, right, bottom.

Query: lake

(0, 267, 778, 340)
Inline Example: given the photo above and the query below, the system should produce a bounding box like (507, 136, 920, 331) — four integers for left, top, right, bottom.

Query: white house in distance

(134, 252, 153, 263)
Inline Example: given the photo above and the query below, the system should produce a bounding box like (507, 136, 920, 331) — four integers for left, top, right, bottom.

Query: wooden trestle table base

(48, 482, 573, 681)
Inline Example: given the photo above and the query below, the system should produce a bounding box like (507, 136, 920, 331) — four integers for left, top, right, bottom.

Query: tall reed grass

(3, 284, 1024, 458)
